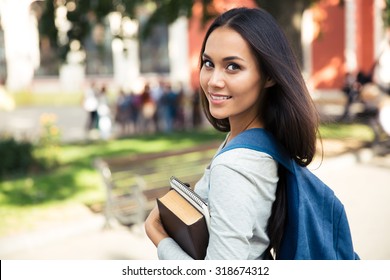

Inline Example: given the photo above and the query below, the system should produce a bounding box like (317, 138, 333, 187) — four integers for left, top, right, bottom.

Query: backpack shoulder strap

(217, 128, 294, 173)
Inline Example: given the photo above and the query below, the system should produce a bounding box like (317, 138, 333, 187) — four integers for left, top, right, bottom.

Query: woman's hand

(144, 206, 169, 247)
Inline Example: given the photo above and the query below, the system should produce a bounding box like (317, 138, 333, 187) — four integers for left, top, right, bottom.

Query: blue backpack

(218, 128, 359, 260)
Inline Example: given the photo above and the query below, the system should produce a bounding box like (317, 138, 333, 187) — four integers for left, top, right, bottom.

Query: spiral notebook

(156, 176, 210, 259)
(169, 176, 210, 228)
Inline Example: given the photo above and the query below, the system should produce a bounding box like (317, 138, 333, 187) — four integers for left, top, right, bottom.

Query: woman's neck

(228, 115, 263, 143)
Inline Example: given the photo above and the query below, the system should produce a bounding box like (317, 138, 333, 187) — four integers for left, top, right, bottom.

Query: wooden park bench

(94, 142, 219, 228)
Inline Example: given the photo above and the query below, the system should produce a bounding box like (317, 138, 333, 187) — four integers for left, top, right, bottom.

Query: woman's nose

(208, 70, 225, 88)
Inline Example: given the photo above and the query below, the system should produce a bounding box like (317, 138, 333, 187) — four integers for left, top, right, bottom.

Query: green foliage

(0, 113, 64, 179)
(37, 0, 325, 63)
(38, 0, 57, 47)
(35, 113, 62, 170)
(384, 0, 390, 27)
(38, 0, 212, 57)
(0, 136, 35, 179)
(140, 0, 197, 38)
(319, 123, 374, 142)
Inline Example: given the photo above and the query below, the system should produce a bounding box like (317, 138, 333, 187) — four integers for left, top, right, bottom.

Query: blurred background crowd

(82, 79, 202, 141)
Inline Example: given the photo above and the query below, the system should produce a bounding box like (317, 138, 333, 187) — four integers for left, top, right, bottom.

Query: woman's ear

(264, 77, 276, 88)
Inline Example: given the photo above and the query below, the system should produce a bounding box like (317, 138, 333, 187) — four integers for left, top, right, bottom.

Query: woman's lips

(209, 93, 232, 101)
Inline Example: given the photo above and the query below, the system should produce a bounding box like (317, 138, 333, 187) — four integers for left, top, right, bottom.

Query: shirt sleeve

(205, 153, 277, 259)
(157, 237, 193, 260)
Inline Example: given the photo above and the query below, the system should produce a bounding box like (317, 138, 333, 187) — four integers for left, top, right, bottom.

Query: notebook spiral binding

(170, 176, 207, 208)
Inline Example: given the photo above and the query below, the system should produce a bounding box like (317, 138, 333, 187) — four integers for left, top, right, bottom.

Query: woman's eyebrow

(202, 53, 211, 60)
(202, 53, 244, 62)
(222, 56, 245, 62)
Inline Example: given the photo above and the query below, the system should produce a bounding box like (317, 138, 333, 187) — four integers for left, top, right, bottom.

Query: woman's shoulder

(209, 146, 278, 204)
(212, 147, 277, 169)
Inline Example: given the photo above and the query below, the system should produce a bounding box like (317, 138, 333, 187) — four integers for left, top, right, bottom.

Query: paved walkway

(0, 105, 92, 143)
(0, 216, 158, 260)
(311, 150, 390, 260)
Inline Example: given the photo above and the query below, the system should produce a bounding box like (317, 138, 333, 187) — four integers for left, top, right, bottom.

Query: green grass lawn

(0, 123, 374, 237)
(11, 91, 84, 106)
(319, 122, 374, 141)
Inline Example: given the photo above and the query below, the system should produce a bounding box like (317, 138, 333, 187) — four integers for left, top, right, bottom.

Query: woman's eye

(227, 63, 240, 71)
(203, 60, 213, 68)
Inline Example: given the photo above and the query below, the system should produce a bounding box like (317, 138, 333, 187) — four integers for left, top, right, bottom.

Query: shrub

(0, 136, 35, 178)
(35, 113, 61, 169)
(0, 113, 62, 178)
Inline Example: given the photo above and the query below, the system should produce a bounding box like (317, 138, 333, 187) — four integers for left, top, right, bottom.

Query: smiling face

(200, 27, 265, 131)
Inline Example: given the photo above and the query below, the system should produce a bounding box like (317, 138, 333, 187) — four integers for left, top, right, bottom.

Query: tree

(138, 0, 320, 64)
(254, 0, 318, 64)
(39, 0, 324, 66)
(39, 0, 118, 61)
(38, 1, 197, 58)
(383, 0, 390, 27)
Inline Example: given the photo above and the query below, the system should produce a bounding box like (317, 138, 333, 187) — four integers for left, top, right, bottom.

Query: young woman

(145, 7, 319, 260)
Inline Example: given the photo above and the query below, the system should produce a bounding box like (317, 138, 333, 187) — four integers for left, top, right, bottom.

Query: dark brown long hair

(199, 7, 319, 258)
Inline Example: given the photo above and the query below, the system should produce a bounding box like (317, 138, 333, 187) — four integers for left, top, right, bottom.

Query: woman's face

(200, 27, 264, 126)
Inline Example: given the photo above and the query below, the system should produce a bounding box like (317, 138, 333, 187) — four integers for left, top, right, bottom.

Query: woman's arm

(145, 206, 194, 260)
(144, 206, 169, 246)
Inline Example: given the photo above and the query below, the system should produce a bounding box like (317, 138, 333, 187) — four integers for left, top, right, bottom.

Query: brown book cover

(157, 180, 209, 259)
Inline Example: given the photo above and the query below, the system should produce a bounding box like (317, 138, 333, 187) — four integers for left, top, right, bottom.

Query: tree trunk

(257, 0, 315, 67)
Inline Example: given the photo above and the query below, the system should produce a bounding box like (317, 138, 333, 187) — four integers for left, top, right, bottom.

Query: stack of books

(157, 176, 210, 259)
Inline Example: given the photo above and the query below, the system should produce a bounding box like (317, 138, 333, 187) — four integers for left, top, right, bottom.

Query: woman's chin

(210, 113, 228, 120)
(209, 109, 228, 120)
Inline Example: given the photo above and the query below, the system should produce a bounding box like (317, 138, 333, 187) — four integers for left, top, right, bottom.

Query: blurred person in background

(191, 88, 203, 129)
(82, 81, 99, 137)
(151, 79, 164, 132)
(373, 29, 390, 95)
(128, 91, 142, 135)
(97, 84, 112, 140)
(159, 82, 178, 133)
(114, 89, 131, 136)
(339, 70, 372, 122)
(371, 29, 390, 150)
(140, 83, 157, 134)
(174, 84, 186, 131)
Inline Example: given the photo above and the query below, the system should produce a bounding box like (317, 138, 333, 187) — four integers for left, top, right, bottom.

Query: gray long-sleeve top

(157, 146, 278, 260)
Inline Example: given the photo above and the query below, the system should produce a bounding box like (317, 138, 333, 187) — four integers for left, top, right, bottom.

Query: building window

(84, 20, 114, 75)
(139, 20, 170, 74)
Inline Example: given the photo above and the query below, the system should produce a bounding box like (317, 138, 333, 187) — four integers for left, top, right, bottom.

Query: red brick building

(308, 0, 381, 91)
